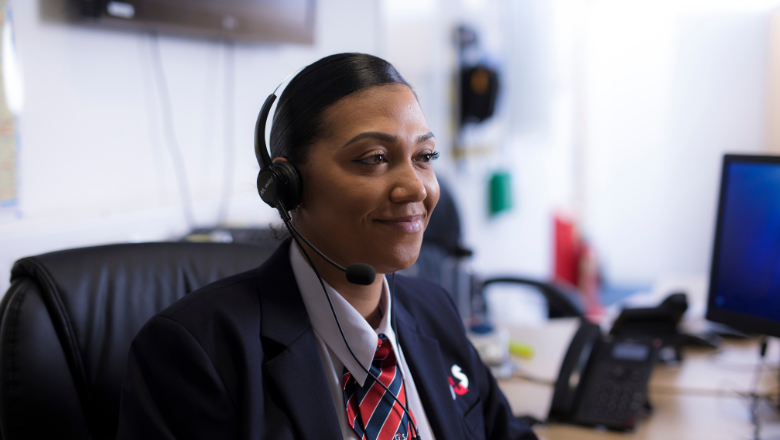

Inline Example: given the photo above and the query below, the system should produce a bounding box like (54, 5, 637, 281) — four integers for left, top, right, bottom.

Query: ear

(272, 157, 289, 164)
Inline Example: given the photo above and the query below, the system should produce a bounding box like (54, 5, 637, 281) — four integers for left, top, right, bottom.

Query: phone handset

(548, 321, 601, 421)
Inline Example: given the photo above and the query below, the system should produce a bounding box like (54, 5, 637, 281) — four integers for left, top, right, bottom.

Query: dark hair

(269, 53, 410, 166)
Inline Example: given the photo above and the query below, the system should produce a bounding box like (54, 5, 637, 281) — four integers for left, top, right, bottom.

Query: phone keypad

(573, 362, 650, 430)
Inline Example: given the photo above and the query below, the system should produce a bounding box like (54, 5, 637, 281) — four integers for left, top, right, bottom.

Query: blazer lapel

(256, 240, 342, 439)
(394, 294, 466, 440)
(263, 332, 341, 439)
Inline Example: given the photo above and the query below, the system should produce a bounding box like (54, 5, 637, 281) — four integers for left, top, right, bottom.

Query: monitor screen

(707, 155, 780, 337)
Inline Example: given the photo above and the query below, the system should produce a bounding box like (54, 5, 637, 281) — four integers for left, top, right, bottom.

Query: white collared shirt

(289, 241, 436, 440)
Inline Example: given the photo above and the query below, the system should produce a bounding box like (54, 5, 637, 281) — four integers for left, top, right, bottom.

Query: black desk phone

(548, 322, 658, 431)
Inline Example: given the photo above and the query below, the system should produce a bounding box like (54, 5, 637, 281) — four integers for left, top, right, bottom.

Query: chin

(367, 235, 423, 274)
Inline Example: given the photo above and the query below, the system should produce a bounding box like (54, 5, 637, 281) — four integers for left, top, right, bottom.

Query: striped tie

(342, 334, 416, 440)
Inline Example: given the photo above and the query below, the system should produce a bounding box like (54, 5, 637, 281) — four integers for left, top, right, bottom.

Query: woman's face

(293, 83, 440, 274)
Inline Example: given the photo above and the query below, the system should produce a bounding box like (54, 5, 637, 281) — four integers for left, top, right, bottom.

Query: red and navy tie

(342, 334, 416, 440)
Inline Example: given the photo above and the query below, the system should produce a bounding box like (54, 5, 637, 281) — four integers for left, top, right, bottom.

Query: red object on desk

(553, 213, 603, 320)
(554, 214, 579, 286)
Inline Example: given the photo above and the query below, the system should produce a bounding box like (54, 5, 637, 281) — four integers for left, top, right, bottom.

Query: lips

(374, 215, 424, 233)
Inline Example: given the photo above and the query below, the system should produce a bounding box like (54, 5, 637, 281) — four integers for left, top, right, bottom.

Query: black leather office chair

(0, 241, 277, 440)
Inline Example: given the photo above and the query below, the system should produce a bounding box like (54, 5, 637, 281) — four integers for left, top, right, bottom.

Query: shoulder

(152, 238, 295, 334)
(133, 238, 299, 352)
(392, 274, 456, 308)
(128, 269, 266, 364)
(158, 269, 261, 327)
(392, 274, 465, 334)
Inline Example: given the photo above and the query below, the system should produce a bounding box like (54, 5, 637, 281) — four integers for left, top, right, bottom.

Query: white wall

(579, 2, 774, 285)
(0, 0, 381, 292)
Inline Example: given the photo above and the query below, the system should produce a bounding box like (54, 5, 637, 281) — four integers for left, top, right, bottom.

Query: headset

(254, 74, 422, 440)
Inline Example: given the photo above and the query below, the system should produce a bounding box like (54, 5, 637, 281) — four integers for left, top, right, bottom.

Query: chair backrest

(0, 241, 277, 440)
(404, 179, 465, 286)
(423, 178, 463, 255)
(413, 179, 583, 321)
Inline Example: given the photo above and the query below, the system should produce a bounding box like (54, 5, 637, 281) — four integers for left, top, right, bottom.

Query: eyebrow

(417, 132, 435, 143)
(341, 131, 436, 149)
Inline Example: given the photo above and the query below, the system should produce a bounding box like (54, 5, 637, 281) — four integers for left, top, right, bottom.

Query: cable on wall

(149, 31, 196, 229)
(216, 39, 235, 225)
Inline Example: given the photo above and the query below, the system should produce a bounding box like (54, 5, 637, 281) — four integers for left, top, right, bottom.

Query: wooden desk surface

(498, 338, 780, 439)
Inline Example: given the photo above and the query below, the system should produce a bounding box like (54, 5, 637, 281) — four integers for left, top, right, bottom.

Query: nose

(389, 161, 427, 204)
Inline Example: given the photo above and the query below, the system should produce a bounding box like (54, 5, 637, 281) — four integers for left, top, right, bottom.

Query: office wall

(766, 7, 780, 153)
(0, 0, 381, 293)
(579, 3, 772, 285)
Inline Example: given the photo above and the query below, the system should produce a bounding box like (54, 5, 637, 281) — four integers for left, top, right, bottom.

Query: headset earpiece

(254, 91, 303, 212)
(273, 161, 302, 209)
(256, 167, 280, 208)
(256, 161, 302, 211)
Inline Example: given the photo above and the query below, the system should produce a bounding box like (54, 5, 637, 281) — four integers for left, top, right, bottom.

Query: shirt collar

(289, 240, 396, 386)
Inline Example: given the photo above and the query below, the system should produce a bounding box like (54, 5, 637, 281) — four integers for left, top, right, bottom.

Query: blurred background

(1, 0, 779, 305)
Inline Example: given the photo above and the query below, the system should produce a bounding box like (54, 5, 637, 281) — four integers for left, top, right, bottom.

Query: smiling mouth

(374, 215, 424, 233)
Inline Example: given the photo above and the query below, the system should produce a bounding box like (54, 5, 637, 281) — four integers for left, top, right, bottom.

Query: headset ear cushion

(257, 167, 280, 208)
(274, 161, 302, 210)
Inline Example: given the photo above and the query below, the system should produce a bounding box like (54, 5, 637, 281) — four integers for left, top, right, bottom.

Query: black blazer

(116, 240, 536, 440)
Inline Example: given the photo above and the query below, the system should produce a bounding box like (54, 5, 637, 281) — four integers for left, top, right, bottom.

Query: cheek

(302, 170, 380, 223)
(424, 175, 441, 214)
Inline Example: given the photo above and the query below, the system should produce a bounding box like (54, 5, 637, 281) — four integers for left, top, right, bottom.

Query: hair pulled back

(270, 53, 410, 166)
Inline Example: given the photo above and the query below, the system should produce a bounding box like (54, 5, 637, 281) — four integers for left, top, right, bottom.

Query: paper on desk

(501, 318, 580, 420)
(507, 317, 580, 383)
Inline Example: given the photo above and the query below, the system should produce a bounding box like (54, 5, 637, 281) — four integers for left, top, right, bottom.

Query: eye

(353, 153, 387, 165)
(417, 151, 440, 164)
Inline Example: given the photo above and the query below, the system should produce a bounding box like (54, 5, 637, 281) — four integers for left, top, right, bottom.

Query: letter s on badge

(448, 364, 469, 398)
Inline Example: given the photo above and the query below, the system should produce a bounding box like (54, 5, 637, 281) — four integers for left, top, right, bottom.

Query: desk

(499, 337, 780, 439)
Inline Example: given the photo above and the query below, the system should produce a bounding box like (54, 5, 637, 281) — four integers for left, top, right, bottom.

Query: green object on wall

(489, 171, 512, 216)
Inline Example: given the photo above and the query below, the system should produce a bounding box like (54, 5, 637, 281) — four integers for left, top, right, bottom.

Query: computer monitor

(706, 154, 780, 337)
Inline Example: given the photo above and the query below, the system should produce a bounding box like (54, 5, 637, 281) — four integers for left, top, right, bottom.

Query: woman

(117, 53, 536, 440)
